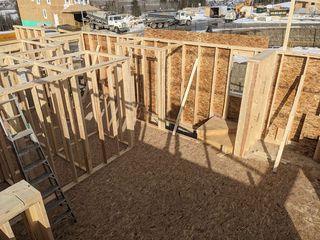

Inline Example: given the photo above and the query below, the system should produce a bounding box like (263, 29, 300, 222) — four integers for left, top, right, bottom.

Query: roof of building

(62, 4, 99, 13)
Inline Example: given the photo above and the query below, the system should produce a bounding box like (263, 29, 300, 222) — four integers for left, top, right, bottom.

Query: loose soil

(11, 121, 320, 240)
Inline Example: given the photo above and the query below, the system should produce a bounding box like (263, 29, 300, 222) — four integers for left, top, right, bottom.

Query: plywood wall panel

(144, 29, 269, 48)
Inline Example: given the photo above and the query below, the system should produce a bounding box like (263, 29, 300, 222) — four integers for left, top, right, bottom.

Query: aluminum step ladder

(0, 95, 76, 226)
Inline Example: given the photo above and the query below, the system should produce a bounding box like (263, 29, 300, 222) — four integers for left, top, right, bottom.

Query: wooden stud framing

(194, 46, 201, 124)
(222, 49, 233, 119)
(209, 48, 219, 117)
(0, 31, 134, 187)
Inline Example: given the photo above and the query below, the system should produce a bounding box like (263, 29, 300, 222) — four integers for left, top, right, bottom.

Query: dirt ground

(10, 121, 320, 240)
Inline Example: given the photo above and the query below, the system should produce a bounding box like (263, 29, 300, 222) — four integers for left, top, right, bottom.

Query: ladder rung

(4, 114, 21, 121)
(46, 198, 67, 212)
(17, 144, 39, 157)
(11, 129, 33, 141)
(42, 185, 60, 199)
(0, 98, 16, 105)
(24, 158, 47, 172)
(30, 172, 53, 186)
(53, 210, 73, 225)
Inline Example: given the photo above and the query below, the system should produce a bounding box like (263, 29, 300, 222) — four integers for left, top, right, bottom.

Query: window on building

(65, 0, 70, 4)
(37, 0, 40, 4)
(43, 9, 47, 19)
(47, 0, 51, 4)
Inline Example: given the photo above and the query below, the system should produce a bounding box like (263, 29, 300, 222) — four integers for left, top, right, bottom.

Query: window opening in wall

(43, 9, 47, 19)
(229, 55, 248, 97)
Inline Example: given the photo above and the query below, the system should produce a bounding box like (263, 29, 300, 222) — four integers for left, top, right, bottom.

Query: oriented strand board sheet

(83, 34, 90, 50)
(267, 56, 320, 144)
(167, 46, 182, 120)
(110, 36, 117, 54)
(302, 114, 320, 139)
(197, 47, 215, 123)
(182, 45, 198, 124)
(98, 35, 108, 52)
(212, 49, 231, 117)
(90, 34, 98, 51)
(267, 56, 305, 141)
(144, 29, 269, 48)
(144, 30, 242, 125)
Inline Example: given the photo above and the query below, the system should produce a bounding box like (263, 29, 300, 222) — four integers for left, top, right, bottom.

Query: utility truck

(224, 9, 237, 22)
(144, 10, 192, 29)
(86, 11, 129, 33)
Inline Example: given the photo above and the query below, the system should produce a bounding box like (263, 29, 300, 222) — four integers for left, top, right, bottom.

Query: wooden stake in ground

(173, 58, 199, 136)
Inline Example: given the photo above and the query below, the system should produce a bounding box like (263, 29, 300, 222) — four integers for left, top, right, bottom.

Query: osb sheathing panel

(98, 35, 108, 52)
(90, 35, 98, 51)
(197, 47, 215, 122)
(182, 45, 198, 124)
(302, 115, 320, 139)
(110, 37, 117, 54)
(212, 49, 231, 117)
(144, 29, 269, 48)
(267, 56, 320, 144)
(83, 34, 90, 50)
(167, 46, 182, 120)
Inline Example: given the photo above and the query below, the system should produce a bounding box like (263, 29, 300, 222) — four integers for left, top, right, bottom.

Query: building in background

(16, 0, 98, 27)
(0, 0, 20, 31)
(295, 0, 320, 14)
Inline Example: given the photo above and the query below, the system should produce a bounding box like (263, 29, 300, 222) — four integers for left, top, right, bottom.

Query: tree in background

(120, 6, 125, 14)
(178, 0, 206, 8)
(105, 0, 116, 12)
(131, 0, 141, 16)
(160, 0, 167, 9)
